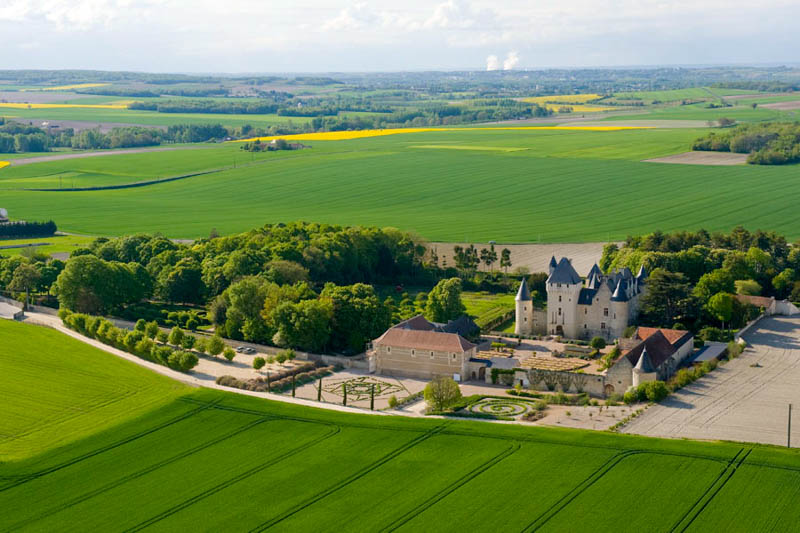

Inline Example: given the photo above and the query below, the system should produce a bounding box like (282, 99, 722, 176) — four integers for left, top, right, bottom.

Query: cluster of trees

(0, 253, 63, 307)
(37, 223, 475, 354)
(239, 139, 304, 152)
(444, 244, 512, 276)
(711, 81, 800, 92)
(0, 119, 231, 153)
(693, 122, 800, 165)
(0, 220, 57, 238)
(602, 227, 800, 335)
(209, 276, 465, 354)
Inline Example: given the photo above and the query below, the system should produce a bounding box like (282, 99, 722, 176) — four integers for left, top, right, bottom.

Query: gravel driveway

(621, 316, 800, 447)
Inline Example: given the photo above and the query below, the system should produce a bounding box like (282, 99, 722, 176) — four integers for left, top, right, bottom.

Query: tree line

(693, 122, 800, 165)
(0, 119, 230, 153)
(602, 226, 800, 340)
(0, 220, 57, 238)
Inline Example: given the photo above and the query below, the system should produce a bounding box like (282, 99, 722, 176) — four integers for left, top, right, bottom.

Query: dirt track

(762, 100, 800, 110)
(8, 146, 201, 166)
(643, 151, 748, 166)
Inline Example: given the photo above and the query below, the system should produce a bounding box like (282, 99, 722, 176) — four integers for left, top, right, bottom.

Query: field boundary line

(522, 450, 640, 532)
(667, 448, 743, 532)
(0, 416, 272, 533)
(380, 441, 521, 532)
(249, 424, 448, 532)
(671, 448, 753, 532)
(123, 424, 342, 533)
(0, 399, 219, 493)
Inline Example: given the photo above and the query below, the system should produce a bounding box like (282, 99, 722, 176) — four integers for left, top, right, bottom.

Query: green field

(0, 320, 187, 463)
(3, 126, 800, 243)
(2, 319, 800, 532)
(0, 105, 386, 129)
(0, 234, 94, 257)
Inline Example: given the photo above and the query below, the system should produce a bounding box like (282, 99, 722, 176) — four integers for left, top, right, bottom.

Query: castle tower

(515, 278, 533, 335)
(546, 257, 583, 338)
(632, 347, 657, 387)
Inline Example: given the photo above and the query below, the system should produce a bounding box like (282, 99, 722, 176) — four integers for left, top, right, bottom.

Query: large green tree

(425, 277, 466, 323)
(8, 263, 41, 309)
(320, 283, 391, 353)
(639, 269, 697, 328)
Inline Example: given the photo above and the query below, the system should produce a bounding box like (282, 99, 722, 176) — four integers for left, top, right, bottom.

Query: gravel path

(621, 316, 800, 447)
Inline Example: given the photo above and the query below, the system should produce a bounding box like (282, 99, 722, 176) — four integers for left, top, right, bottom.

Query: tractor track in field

(380, 441, 522, 532)
(250, 424, 448, 532)
(522, 450, 641, 532)
(670, 448, 752, 532)
(0, 399, 220, 493)
(123, 424, 343, 533)
(0, 416, 272, 533)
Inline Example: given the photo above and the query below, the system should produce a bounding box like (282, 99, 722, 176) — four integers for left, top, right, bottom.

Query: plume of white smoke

(486, 54, 500, 71)
(503, 51, 519, 70)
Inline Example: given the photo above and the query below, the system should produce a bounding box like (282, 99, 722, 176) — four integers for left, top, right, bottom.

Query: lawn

(0, 234, 95, 257)
(3, 126, 800, 243)
(2, 321, 800, 531)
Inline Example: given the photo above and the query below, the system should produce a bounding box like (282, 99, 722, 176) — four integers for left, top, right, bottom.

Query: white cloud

(502, 50, 519, 70)
(0, 0, 798, 71)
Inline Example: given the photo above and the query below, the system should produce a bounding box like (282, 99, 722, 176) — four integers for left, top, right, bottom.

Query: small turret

(515, 278, 532, 301)
(634, 347, 655, 373)
(549, 256, 558, 276)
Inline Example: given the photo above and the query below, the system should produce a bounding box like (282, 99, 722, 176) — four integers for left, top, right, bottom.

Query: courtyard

(622, 316, 800, 448)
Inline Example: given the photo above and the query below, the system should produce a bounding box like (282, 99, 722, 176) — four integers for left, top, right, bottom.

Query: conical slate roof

(549, 256, 558, 269)
(635, 347, 656, 373)
(588, 264, 602, 279)
(611, 278, 628, 301)
(515, 278, 532, 301)
(586, 272, 599, 290)
(547, 257, 582, 285)
(637, 265, 647, 279)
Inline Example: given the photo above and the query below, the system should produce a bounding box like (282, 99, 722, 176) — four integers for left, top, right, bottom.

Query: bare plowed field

(644, 151, 748, 166)
(762, 100, 800, 110)
(432, 242, 610, 276)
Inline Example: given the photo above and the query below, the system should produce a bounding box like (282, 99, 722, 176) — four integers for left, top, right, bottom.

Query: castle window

(614, 313, 616, 319)
(451, 353, 456, 360)
(584, 324, 587, 329)
(601, 322, 606, 329)
(558, 308, 562, 316)
(584, 308, 587, 314)
(524, 317, 527, 322)
(387, 347, 391, 353)
(603, 308, 609, 317)
(411, 349, 415, 356)
(430, 352, 435, 359)
(558, 295, 562, 302)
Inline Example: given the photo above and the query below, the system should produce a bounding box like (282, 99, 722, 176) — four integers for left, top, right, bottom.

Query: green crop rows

(2, 320, 800, 531)
(4, 126, 800, 243)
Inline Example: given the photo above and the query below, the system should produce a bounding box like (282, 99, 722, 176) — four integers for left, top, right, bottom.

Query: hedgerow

(61, 310, 198, 372)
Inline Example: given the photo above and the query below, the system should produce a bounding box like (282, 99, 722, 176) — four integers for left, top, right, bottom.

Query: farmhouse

(371, 315, 477, 380)
(605, 327, 694, 394)
(735, 294, 800, 317)
(516, 256, 647, 340)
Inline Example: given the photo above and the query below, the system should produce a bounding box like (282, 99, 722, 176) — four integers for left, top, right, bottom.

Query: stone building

(515, 256, 647, 341)
(371, 315, 477, 380)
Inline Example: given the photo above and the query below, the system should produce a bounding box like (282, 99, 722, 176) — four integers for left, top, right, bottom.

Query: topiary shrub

(223, 347, 235, 362)
(253, 357, 266, 370)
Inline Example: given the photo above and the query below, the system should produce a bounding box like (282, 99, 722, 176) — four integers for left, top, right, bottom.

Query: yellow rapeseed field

(234, 125, 649, 143)
(21, 83, 111, 92)
(0, 103, 128, 110)
(0, 161, 10, 170)
(522, 94, 616, 113)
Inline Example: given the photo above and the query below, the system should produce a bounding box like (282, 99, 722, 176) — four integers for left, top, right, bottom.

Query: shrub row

(0, 220, 57, 238)
(609, 408, 645, 432)
(623, 380, 669, 404)
(216, 364, 334, 393)
(60, 309, 198, 372)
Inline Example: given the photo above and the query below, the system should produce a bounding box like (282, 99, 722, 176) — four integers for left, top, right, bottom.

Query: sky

(0, 0, 797, 73)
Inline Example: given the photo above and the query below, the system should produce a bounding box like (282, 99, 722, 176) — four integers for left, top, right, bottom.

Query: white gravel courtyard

(621, 316, 800, 448)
